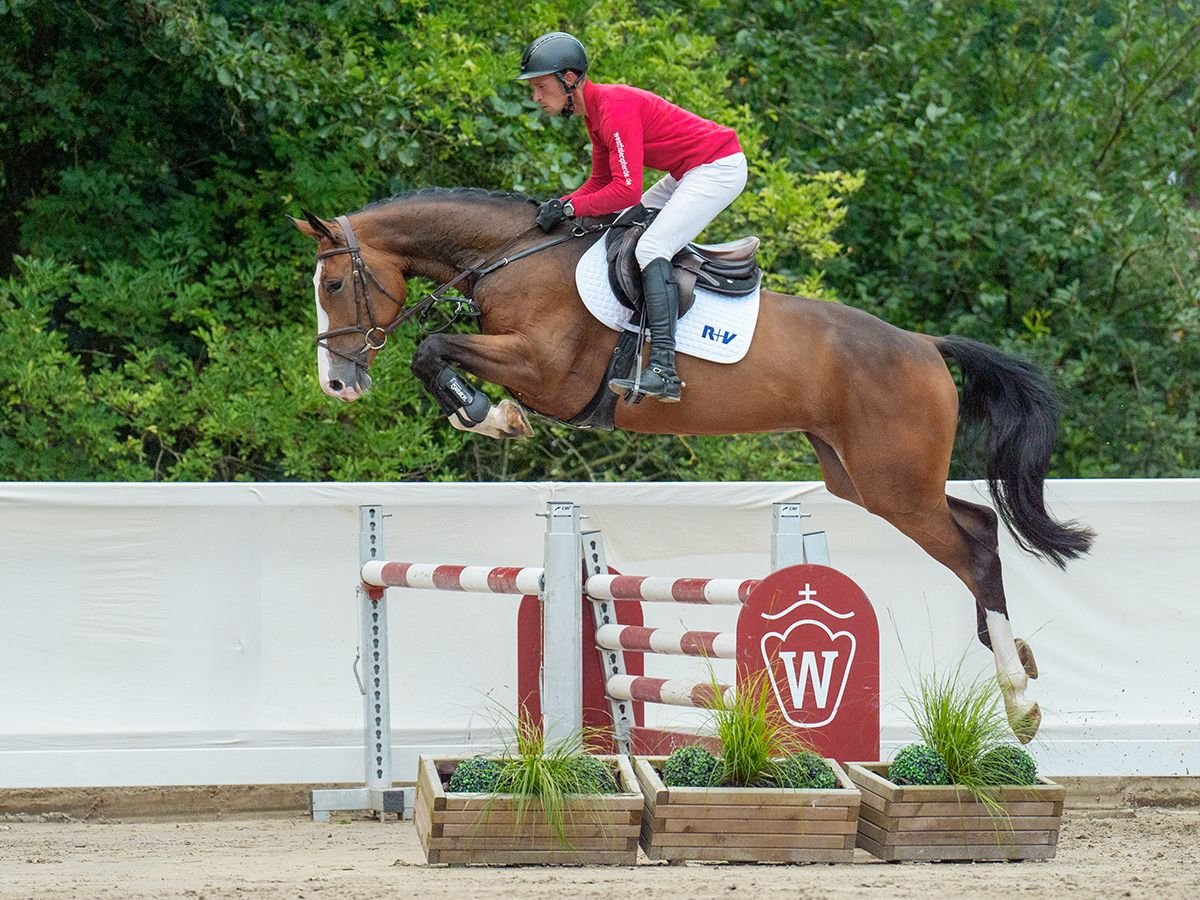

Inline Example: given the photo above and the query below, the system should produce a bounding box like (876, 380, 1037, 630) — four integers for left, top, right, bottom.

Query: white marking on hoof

(448, 399, 533, 440)
(985, 609, 1041, 741)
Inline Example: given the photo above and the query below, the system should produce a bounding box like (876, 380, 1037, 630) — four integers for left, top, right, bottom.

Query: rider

(517, 31, 747, 402)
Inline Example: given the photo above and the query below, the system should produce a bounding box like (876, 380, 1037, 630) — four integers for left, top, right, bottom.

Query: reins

(314, 214, 609, 368)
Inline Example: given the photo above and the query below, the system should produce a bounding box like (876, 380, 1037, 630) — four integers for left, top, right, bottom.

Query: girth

(604, 205, 762, 316)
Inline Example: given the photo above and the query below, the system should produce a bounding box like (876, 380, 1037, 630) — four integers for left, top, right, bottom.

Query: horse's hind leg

(966, 525, 1039, 682)
(823, 400, 1042, 740)
(948, 495, 1041, 741)
(973, 605, 1039, 675)
(868, 489, 1041, 741)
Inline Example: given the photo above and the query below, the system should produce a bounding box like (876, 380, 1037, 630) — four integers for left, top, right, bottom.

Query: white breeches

(635, 152, 748, 271)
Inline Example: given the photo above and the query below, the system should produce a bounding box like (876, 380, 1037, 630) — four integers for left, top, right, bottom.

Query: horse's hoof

(1009, 702, 1041, 744)
(498, 399, 534, 439)
(1015, 638, 1039, 680)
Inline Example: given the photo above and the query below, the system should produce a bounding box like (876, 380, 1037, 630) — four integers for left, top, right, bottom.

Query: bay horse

(290, 187, 1094, 742)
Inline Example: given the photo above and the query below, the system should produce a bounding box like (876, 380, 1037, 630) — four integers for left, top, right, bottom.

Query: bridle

(313, 214, 608, 370)
(313, 215, 427, 368)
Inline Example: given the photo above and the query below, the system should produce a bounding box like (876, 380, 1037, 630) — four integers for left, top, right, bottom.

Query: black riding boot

(609, 257, 683, 402)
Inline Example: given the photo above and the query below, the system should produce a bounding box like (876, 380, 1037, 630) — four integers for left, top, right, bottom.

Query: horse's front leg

(411, 333, 534, 440)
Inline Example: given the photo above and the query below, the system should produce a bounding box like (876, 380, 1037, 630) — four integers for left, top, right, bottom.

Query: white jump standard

(311, 501, 585, 822)
(310, 505, 409, 822)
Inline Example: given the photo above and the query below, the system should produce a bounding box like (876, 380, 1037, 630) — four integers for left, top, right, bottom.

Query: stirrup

(610, 365, 682, 403)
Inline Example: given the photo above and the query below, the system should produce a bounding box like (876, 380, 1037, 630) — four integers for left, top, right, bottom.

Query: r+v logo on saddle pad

(573, 238, 760, 365)
(701, 324, 738, 345)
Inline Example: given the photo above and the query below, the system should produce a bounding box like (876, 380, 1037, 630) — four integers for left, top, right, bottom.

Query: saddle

(604, 205, 761, 316)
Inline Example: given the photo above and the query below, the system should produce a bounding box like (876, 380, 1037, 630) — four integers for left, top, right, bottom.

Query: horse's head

(290, 210, 409, 401)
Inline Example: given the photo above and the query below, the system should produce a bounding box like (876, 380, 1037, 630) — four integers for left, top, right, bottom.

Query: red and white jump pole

(579, 504, 832, 756)
(606, 674, 735, 709)
(361, 561, 543, 595)
(594, 623, 736, 659)
(585, 574, 760, 605)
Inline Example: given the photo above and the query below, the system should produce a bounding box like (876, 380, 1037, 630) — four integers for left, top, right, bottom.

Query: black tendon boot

(609, 257, 683, 402)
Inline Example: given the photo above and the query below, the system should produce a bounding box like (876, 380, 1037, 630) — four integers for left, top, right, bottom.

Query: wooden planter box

(847, 762, 1066, 862)
(414, 755, 643, 865)
(633, 756, 861, 863)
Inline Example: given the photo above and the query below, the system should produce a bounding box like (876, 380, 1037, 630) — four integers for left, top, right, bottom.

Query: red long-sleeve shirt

(565, 81, 742, 217)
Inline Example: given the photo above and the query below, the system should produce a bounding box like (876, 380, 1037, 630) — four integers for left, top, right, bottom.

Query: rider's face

(527, 73, 574, 116)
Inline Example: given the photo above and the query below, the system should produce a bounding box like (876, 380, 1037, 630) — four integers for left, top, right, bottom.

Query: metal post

(359, 505, 390, 793)
(771, 502, 806, 570)
(803, 530, 831, 566)
(311, 505, 410, 821)
(772, 501, 831, 568)
(541, 501, 583, 744)
(582, 529, 635, 755)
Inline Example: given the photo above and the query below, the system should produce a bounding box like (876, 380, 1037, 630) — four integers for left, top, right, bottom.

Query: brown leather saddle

(554, 206, 762, 431)
(604, 205, 761, 316)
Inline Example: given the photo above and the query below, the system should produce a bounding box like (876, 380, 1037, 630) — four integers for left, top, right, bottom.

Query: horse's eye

(325, 278, 344, 293)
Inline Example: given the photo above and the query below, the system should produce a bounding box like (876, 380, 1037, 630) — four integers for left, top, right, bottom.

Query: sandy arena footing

(1, 805, 1199, 899)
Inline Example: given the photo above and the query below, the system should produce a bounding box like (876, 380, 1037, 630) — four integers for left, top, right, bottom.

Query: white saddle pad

(574, 238, 760, 364)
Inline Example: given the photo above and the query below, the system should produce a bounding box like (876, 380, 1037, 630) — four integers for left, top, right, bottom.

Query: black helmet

(517, 32, 588, 80)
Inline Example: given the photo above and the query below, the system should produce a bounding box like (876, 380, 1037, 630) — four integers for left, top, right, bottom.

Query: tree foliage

(695, 0, 1199, 476)
(2, 0, 1196, 481)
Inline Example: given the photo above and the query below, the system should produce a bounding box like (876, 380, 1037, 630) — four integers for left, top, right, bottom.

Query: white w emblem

(778, 650, 840, 710)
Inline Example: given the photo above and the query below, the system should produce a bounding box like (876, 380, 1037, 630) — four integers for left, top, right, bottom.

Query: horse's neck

(360, 200, 530, 284)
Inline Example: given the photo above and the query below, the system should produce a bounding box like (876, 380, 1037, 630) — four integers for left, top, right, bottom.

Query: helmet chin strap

(554, 72, 581, 117)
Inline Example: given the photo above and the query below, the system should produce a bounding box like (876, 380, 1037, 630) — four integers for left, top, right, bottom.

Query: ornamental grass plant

(641, 670, 858, 864)
(461, 706, 621, 848)
(704, 669, 837, 789)
(899, 662, 1043, 814)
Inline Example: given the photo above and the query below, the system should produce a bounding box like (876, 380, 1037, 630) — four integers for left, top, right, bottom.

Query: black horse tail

(937, 335, 1095, 568)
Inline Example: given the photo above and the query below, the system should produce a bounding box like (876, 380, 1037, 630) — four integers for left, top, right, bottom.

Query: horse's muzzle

(322, 361, 373, 401)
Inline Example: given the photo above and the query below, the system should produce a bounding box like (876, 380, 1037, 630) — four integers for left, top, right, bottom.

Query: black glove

(535, 198, 572, 232)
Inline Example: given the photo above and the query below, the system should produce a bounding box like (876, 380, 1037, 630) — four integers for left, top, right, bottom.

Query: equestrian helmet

(517, 32, 588, 80)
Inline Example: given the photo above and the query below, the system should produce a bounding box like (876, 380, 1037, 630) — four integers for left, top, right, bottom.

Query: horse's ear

(289, 208, 338, 243)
